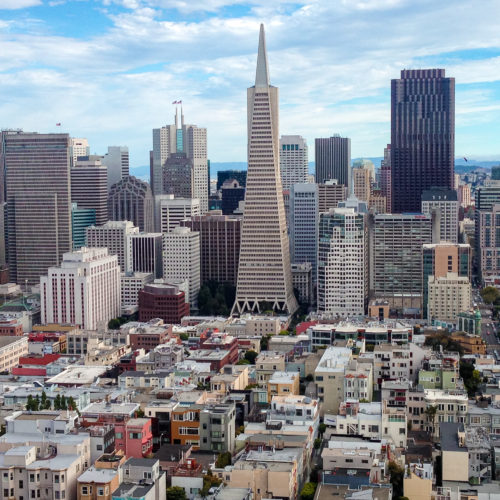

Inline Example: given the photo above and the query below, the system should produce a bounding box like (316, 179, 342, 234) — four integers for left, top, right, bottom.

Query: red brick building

(138, 284, 189, 325)
(129, 324, 174, 351)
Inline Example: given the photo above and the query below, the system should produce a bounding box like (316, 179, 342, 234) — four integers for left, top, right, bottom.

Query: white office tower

(290, 183, 318, 283)
(152, 121, 177, 196)
(421, 188, 459, 244)
(317, 200, 368, 317)
(40, 247, 121, 330)
(103, 146, 129, 191)
(279, 135, 308, 190)
(163, 227, 200, 310)
(154, 194, 201, 233)
(86, 220, 139, 272)
(152, 108, 208, 213)
(232, 25, 298, 315)
(69, 138, 90, 167)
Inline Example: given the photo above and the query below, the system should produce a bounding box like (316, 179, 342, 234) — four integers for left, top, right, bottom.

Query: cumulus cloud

(1, 0, 500, 163)
(0, 0, 41, 9)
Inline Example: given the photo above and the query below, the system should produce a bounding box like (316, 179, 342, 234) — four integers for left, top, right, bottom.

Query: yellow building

(267, 371, 300, 402)
(440, 422, 469, 483)
(404, 469, 432, 500)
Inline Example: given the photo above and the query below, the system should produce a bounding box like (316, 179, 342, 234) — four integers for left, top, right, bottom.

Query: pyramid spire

(255, 23, 270, 87)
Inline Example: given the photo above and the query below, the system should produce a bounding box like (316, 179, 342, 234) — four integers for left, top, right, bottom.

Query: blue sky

(2, 0, 500, 168)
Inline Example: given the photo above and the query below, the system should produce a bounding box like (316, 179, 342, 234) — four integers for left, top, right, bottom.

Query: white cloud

(2, 0, 500, 163)
(0, 0, 41, 9)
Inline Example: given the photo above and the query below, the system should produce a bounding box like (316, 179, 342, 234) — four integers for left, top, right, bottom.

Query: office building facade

(86, 220, 139, 272)
(317, 204, 368, 317)
(127, 233, 163, 279)
(103, 146, 129, 191)
(290, 183, 318, 282)
(154, 195, 200, 233)
(40, 247, 121, 330)
(4, 132, 72, 285)
(232, 25, 298, 315)
(71, 156, 108, 225)
(371, 213, 433, 311)
(315, 135, 351, 186)
(181, 210, 241, 286)
(421, 188, 459, 244)
(163, 227, 200, 310)
(391, 69, 455, 212)
(108, 175, 154, 232)
(279, 135, 308, 190)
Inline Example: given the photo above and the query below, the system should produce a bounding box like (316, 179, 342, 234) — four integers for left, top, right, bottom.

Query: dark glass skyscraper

(391, 69, 455, 213)
(315, 135, 351, 187)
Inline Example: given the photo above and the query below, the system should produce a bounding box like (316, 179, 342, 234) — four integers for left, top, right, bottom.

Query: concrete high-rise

(72, 204, 96, 250)
(71, 156, 108, 226)
(181, 210, 241, 286)
(422, 243, 471, 318)
(232, 25, 298, 315)
(421, 188, 459, 243)
(290, 183, 318, 283)
(86, 220, 139, 272)
(154, 194, 201, 233)
(391, 69, 455, 213)
(317, 180, 347, 212)
(103, 146, 129, 191)
(380, 144, 391, 212)
(69, 138, 90, 167)
(40, 247, 121, 330)
(371, 213, 434, 312)
(108, 175, 154, 232)
(163, 227, 200, 310)
(279, 135, 308, 190)
(127, 233, 163, 279)
(315, 135, 351, 186)
(152, 108, 208, 212)
(474, 182, 500, 280)
(163, 152, 193, 198)
(317, 201, 368, 316)
(353, 166, 371, 203)
(4, 132, 72, 285)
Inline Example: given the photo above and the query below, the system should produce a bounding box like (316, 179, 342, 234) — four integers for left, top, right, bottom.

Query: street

(473, 290, 500, 353)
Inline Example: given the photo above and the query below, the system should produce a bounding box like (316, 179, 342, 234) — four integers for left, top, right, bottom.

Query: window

(97, 488, 104, 496)
(116, 432, 123, 439)
(143, 472, 152, 480)
(81, 486, 90, 495)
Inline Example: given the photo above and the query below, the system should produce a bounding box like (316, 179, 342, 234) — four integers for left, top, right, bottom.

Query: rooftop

(77, 466, 118, 484)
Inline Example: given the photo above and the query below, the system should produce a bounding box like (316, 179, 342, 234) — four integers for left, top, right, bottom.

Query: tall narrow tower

(232, 25, 298, 315)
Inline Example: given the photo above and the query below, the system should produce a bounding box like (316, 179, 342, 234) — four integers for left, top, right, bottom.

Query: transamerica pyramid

(232, 24, 298, 316)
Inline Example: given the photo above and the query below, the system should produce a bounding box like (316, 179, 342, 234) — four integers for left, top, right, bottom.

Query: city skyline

(1, 1, 500, 167)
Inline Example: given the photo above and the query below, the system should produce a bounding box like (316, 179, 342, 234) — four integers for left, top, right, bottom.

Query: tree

(60, 395, 67, 410)
(236, 359, 250, 365)
(200, 472, 222, 497)
(215, 451, 232, 468)
(40, 391, 51, 410)
(108, 318, 121, 330)
(460, 361, 482, 397)
(54, 394, 62, 410)
(318, 423, 326, 437)
(166, 486, 187, 500)
(481, 286, 500, 304)
(179, 333, 189, 341)
(388, 461, 404, 499)
(136, 408, 145, 418)
(244, 350, 258, 364)
(300, 482, 317, 500)
(314, 438, 321, 449)
(260, 334, 271, 351)
(424, 405, 437, 433)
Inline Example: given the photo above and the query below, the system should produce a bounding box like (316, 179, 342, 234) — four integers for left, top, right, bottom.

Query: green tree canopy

(481, 286, 500, 304)
(244, 350, 258, 364)
(166, 486, 187, 500)
(300, 482, 317, 500)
